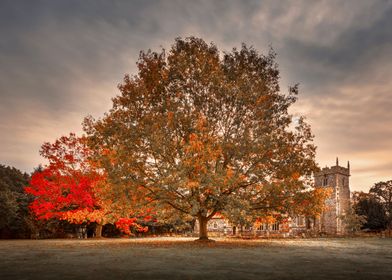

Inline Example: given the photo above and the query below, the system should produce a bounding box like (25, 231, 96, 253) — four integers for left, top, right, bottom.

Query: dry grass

(1, 237, 391, 279)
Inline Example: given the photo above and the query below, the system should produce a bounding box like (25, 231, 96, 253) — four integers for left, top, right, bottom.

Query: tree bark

(198, 216, 209, 240)
(95, 223, 103, 238)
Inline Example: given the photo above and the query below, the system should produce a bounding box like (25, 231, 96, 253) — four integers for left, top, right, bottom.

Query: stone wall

(315, 160, 350, 234)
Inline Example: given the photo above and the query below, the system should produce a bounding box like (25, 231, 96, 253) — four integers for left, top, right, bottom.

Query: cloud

(251, 0, 389, 46)
(0, 0, 391, 190)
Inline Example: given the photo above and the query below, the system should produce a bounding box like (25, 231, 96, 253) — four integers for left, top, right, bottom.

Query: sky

(0, 0, 391, 192)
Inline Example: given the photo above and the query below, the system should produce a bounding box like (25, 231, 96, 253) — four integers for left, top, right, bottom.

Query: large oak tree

(84, 37, 320, 240)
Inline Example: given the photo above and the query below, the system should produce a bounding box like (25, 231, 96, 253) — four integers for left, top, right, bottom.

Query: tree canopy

(370, 180, 392, 233)
(25, 133, 148, 237)
(353, 191, 387, 231)
(0, 165, 34, 238)
(84, 37, 322, 240)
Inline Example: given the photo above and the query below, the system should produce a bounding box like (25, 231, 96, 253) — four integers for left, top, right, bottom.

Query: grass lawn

(1, 237, 391, 279)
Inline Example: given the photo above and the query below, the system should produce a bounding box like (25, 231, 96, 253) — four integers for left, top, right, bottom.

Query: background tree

(0, 165, 35, 238)
(370, 181, 392, 234)
(84, 37, 321, 240)
(352, 191, 387, 231)
(340, 205, 366, 235)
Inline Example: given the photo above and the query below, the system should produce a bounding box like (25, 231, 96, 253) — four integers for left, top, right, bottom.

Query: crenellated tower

(314, 158, 351, 234)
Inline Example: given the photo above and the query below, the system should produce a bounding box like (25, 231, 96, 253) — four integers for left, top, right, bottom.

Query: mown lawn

(1, 237, 391, 279)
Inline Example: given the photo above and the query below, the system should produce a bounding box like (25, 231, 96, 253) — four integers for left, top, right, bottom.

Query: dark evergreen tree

(370, 181, 392, 234)
(0, 164, 34, 238)
(353, 192, 387, 231)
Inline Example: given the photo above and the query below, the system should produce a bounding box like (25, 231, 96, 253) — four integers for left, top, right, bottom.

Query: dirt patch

(1, 237, 391, 279)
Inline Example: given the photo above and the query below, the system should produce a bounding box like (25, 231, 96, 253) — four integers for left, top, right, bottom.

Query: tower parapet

(316, 165, 350, 177)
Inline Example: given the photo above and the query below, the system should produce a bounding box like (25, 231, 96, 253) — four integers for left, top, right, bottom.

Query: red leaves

(25, 133, 152, 234)
(25, 134, 103, 223)
(115, 218, 136, 235)
(25, 167, 99, 221)
(143, 215, 153, 222)
(39, 133, 93, 176)
(115, 218, 148, 235)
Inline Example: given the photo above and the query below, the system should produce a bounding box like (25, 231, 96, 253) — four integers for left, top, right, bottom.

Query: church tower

(314, 158, 351, 234)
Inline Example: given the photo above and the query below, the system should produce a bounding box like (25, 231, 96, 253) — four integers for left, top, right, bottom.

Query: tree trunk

(198, 216, 209, 240)
(95, 223, 103, 238)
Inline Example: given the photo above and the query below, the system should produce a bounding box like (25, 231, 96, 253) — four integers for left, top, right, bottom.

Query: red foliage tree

(25, 133, 148, 237)
(26, 168, 98, 221)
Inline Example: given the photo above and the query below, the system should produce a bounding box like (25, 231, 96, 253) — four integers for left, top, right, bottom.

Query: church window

(323, 175, 328, 186)
(258, 224, 265, 230)
(259, 224, 267, 230)
(213, 222, 218, 229)
(258, 224, 268, 230)
(272, 223, 279, 231)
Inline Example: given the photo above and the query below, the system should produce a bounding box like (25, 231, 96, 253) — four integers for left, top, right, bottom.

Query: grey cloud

(280, 7, 392, 90)
(0, 0, 391, 190)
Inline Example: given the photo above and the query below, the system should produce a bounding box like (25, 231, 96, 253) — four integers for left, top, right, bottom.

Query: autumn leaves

(26, 37, 327, 239)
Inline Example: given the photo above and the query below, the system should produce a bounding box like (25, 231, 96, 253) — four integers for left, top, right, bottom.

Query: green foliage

(222, 197, 255, 229)
(84, 37, 319, 239)
(0, 164, 35, 238)
(0, 189, 19, 228)
(353, 191, 387, 231)
(0, 164, 30, 193)
(340, 205, 366, 234)
(369, 181, 392, 231)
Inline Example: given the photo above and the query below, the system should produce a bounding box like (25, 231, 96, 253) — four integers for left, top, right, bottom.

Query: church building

(314, 158, 351, 234)
(195, 158, 351, 237)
